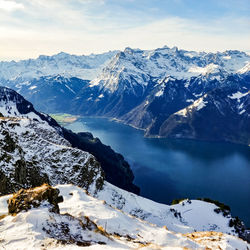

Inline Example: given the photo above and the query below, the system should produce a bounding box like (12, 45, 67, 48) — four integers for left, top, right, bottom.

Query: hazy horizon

(1, 0, 250, 61)
(1, 45, 250, 63)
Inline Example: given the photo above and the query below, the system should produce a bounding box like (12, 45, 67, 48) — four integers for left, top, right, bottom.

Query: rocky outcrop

(0, 117, 105, 195)
(0, 86, 139, 195)
(62, 130, 140, 194)
(5, 184, 110, 247)
(8, 184, 63, 214)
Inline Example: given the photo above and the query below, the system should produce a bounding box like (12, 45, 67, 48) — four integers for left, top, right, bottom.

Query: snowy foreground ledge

(0, 183, 249, 249)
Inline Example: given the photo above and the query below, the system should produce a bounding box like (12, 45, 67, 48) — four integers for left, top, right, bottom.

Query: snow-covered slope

(90, 46, 249, 93)
(0, 51, 117, 82)
(158, 82, 250, 145)
(0, 115, 104, 195)
(16, 75, 89, 113)
(0, 184, 249, 249)
(96, 182, 248, 239)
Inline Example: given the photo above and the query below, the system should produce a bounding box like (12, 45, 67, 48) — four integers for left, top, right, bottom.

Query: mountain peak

(52, 51, 72, 58)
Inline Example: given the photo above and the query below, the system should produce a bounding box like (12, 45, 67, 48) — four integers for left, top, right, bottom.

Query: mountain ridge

(1, 45, 249, 145)
(0, 86, 139, 194)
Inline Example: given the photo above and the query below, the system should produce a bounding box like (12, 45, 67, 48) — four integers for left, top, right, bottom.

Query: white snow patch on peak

(184, 52, 198, 58)
(175, 108, 188, 117)
(65, 84, 76, 94)
(222, 55, 232, 60)
(28, 85, 37, 90)
(237, 61, 250, 74)
(155, 89, 164, 97)
(188, 63, 219, 75)
(239, 109, 246, 115)
(175, 95, 208, 117)
(194, 95, 208, 111)
(228, 91, 249, 100)
(164, 75, 176, 83)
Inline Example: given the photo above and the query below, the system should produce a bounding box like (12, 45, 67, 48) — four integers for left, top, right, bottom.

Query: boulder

(8, 184, 63, 214)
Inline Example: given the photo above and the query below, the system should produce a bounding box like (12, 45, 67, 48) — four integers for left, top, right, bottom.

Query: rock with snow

(158, 82, 250, 145)
(8, 184, 63, 214)
(0, 86, 138, 195)
(16, 76, 89, 113)
(0, 116, 104, 195)
(0, 51, 117, 82)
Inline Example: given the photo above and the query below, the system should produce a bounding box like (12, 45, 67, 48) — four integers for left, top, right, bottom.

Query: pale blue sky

(0, 0, 249, 60)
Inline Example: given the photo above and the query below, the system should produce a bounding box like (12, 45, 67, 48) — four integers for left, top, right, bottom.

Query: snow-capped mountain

(121, 72, 250, 139)
(90, 46, 249, 93)
(158, 79, 250, 145)
(0, 50, 117, 82)
(70, 47, 249, 144)
(17, 75, 89, 113)
(1, 46, 249, 144)
(70, 46, 248, 107)
(0, 86, 139, 194)
(68, 47, 248, 118)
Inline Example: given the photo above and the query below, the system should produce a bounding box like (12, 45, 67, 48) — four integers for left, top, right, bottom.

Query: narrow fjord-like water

(65, 117, 250, 227)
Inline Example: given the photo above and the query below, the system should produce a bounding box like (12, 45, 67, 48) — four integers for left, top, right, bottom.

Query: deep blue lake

(65, 117, 250, 227)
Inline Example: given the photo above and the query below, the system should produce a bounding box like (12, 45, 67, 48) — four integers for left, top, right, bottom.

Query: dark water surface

(65, 117, 250, 227)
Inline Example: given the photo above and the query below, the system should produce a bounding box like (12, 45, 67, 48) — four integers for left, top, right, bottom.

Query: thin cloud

(0, 0, 24, 11)
(0, 0, 249, 60)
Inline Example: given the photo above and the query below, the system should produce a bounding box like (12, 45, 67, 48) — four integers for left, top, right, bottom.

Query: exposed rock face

(8, 184, 63, 214)
(62, 130, 140, 194)
(158, 84, 250, 145)
(0, 86, 138, 195)
(0, 117, 105, 196)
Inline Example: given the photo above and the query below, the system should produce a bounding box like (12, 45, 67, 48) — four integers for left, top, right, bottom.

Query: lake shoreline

(52, 114, 250, 147)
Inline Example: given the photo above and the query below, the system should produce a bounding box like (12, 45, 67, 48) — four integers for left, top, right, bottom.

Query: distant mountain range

(0, 50, 117, 81)
(0, 46, 249, 145)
